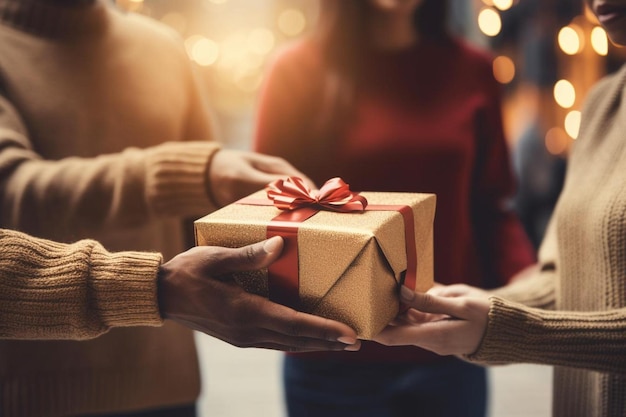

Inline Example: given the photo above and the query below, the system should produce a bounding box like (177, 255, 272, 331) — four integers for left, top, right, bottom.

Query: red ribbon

(267, 176, 368, 212)
(238, 177, 417, 310)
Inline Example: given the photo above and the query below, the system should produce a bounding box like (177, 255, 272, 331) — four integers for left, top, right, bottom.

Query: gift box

(194, 177, 436, 339)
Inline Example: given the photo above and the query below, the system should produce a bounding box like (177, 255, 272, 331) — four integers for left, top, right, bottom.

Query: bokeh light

(184, 35, 205, 57)
(478, 8, 502, 37)
(591, 26, 608, 56)
(492, 55, 515, 84)
(191, 38, 220, 66)
(545, 127, 570, 155)
(493, 0, 513, 11)
(278, 9, 306, 37)
(558, 25, 583, 55)
(553, 79, 576, 108)
(564, 110, 581, 139)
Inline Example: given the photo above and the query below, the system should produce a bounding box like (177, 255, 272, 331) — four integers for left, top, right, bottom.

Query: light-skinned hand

(373, 285, 490, 356)
(158, 236, 360, 352)
(428, 283, 489, 299)
(207, 149, 316, 207)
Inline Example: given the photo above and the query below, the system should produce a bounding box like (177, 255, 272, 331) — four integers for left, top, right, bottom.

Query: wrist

(156, 264, 172, 320)
(204, 148, 221, 207)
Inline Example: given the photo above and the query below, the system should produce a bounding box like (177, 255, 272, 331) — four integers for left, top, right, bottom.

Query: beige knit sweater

(469, 66, 626, 416)
(0, 228, 163, 340)
(0, 0, 222, 415)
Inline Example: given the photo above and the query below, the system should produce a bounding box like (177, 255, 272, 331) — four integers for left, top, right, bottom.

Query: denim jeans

(80, 404, 197, 417)
(283, 356, 487, 417)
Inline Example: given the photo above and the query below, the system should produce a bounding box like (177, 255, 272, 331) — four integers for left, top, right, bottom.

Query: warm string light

(591, 27, 608, 56)
(553, 80, 576, 109)
(477, 1, 608, 155)
(492, 0, 513, 11)
(564, 111, 581, 139)
(477, 7, 501, 37)
(558, 25, 584, 55)
(492, 55, 515, 84)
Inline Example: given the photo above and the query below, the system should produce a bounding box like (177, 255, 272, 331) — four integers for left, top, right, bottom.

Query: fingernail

(337, 336, 356, 345)
(263, 236, 282, 254)
(344, 342, 360, 352)
(400, 286, 415, 301)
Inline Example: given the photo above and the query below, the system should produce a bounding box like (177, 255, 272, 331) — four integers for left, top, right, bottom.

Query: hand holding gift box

(194, 177, 436, 339)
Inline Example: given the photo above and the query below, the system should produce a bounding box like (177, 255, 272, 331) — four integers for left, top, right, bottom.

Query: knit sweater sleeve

(466, 296, 626, 375)
(489, 215, 559, 309)
(0, 93, 220, 235)
(0, 228, 163, 340)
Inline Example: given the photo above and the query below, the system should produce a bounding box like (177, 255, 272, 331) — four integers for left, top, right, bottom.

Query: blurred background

(115, 0, 624, 415)
(118, 0, 626, 249)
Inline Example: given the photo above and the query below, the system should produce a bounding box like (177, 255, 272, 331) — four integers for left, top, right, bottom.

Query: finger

(168, 316, 358, 352)
(400, 286, 469, 318)
(250, 154, 304, 176)
(234, 328, 361, 352)
(235, 339, 360, 353)
(247, 298, 359, 345)
(389, 308, 448, 326)
(428, 284, 469, 297)
(249, 155, 316, 189)
(373, 320, 472, 355)
(404, 308, 450, 324)
(210, 236, 284, 275)
(373, 324, 431, 347)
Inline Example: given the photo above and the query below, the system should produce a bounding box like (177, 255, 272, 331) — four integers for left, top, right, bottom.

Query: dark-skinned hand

(158, 236, 360, 352)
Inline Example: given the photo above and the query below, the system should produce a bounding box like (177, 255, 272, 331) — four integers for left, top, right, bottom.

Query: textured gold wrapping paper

(194, 190, 436, 339)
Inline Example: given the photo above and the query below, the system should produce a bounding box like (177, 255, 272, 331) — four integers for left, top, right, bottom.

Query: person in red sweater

(253, 0, 536, 416)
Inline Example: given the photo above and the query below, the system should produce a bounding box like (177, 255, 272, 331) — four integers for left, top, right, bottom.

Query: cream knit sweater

(0, 0, 222, 415)
(469, 66, 626, 416)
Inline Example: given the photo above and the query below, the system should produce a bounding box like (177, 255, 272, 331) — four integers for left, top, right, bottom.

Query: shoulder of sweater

(110, 7, 186, 54)
(581, 64, 626, 115)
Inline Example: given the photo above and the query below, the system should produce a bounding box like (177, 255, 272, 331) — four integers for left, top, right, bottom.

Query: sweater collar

(0, 0, 111, 39)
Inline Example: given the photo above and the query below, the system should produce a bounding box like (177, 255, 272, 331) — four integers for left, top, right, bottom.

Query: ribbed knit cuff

(89, 246, 164, 329)
(0, 230, 164, 340)
(145, 141, 221, 217)
(466, 296, 626, 373)
(490, 270, 556, 309)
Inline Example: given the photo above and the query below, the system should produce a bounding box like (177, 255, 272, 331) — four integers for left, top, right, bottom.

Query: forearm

(0, 135, 220, 235)
(0, 229, 163, 340)
(468, 296, 626, 374)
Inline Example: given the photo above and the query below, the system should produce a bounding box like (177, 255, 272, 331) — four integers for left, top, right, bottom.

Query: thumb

(214, 236, 284, 275)
(400, 286, 465, 318)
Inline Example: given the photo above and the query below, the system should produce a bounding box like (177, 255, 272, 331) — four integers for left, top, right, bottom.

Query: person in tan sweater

(0, 228, 359, 348)
(374, 1, 626, 416)
(0, 0, 339, 416)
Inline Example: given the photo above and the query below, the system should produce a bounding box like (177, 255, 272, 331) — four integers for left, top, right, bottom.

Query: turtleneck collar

(0, 0, 111, 39)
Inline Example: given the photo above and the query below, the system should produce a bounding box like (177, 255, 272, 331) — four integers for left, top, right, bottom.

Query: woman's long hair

(310, 0, 449, 135)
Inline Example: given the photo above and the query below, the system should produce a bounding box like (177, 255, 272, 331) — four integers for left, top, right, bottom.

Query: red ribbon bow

(266, 177, 368, 212)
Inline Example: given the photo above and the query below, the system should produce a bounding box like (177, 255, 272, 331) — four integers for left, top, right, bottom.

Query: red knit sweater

(254, 37, 536, 363)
